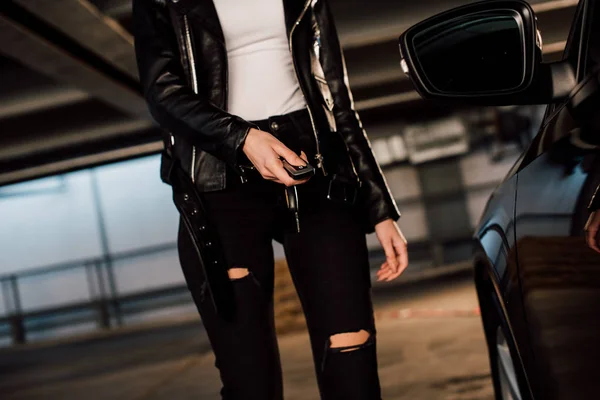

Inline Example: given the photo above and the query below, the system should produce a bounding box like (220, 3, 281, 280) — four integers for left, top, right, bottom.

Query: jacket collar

(192, 0, 311, 43)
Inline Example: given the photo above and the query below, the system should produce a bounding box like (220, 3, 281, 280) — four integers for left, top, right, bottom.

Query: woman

(132, 0, 409, 398)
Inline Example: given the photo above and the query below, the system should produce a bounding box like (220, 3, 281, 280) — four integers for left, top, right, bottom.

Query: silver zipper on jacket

(183, 15, 199, 183)
(289, 0, 326, 176)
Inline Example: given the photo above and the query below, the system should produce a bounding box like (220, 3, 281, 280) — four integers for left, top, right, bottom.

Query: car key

(282, 158, 315, 180)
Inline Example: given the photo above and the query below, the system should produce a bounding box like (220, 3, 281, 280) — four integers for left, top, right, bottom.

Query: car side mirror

(399, 0, 573, 105)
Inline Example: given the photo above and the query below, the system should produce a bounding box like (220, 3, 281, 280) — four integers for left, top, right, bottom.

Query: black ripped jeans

(176, 109, 381, 399)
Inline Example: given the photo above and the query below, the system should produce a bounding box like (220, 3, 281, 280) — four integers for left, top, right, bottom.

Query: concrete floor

(0, 272, 494, 400)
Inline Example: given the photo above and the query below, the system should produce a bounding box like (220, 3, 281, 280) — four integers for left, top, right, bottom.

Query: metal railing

(0, 231, 478, 346)
(0, 242, 188, 345)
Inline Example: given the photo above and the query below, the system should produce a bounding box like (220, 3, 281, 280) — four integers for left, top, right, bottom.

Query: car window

(544, 0, 583, 117)
(583, 0, 599, 76)
(568, 1, 585, 80)
(518, 0, 585, 168)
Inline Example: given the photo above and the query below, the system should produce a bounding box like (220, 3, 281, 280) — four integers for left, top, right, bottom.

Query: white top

(213, 0, 307, 121)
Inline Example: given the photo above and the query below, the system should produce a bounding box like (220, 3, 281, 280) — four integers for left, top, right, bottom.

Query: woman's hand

(375, 219, 409, 282)
(585, 211, 600, 253)
(243, 128, 311, 186)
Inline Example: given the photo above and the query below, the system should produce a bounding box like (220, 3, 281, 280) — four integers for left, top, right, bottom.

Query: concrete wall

(0, 155, 185, 341)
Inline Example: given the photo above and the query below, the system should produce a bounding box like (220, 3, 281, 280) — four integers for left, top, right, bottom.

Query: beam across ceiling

(96, 0, 132, 20)
(14, 0, 138, 80)
(0, 2, 147, 118)
(334, 0, 578, 49)
(0, 120, 156, 162)
(0, 141, 163, 187)
(0, 88, 89, 120)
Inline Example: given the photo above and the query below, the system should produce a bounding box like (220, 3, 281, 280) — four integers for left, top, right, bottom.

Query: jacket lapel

(188, 0, 225, 44)
(282, 0, 308, 40)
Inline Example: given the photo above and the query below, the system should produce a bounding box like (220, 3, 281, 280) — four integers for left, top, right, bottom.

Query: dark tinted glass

(413, 14, 524, 94)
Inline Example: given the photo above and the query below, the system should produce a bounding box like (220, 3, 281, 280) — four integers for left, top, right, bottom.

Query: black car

(399, 1, 600, 399)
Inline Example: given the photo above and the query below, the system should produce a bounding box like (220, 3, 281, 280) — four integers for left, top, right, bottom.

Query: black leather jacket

(132, 0, 400, 232)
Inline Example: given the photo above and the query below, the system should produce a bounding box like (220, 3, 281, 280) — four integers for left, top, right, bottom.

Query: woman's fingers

(378, 263, 402, 282)
(385, 269, 404, 282)
(276, 145, 307, 167)
(382, 239, 399, 273)
(299, 151, 308, 164)
(585, 212, 600, 253)
(376, 263, 393, 281)
(586, 225, 594, 248)
(271, 163, 297, 187)
(243, 129, 312, 186)
(589, 229, 600, 253)
(288, 151, 311, 185)
(375, 235, 409, 282)
(268, 174, 310, 186)
(266, 146, 312, 186)
(261, 156, 294, 186)
(594, 231, 600, 254)
(376, 262, 390, 276)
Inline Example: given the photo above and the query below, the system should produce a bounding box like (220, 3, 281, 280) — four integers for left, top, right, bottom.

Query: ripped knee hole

(227, 267, 250, 280)
(329, 329, 371, 352)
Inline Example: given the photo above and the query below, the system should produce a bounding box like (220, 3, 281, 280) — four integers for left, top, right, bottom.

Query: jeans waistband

(249, 108, 311, 134)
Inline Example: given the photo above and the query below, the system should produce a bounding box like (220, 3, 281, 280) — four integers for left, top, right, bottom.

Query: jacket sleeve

(131, 0, 254, 168)
(315, 0, 401, 231)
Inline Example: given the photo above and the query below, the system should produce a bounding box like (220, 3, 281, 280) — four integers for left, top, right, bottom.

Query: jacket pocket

(321, 129, 359, 182)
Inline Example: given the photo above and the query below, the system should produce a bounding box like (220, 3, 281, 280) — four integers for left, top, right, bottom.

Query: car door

(512, 0, 600, 398)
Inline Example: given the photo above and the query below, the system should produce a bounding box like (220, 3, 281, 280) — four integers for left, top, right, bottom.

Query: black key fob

(282, 158, 315, 180)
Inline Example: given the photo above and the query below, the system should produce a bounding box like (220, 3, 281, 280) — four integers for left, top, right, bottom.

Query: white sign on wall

(403, 117, 469, 164)
(372, 135, 408, 166)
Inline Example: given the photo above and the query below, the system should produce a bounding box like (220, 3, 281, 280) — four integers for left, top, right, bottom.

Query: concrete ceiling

(0, 0, 579, 186)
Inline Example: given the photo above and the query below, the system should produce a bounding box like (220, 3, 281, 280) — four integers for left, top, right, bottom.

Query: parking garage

(0, 0, 588, 399)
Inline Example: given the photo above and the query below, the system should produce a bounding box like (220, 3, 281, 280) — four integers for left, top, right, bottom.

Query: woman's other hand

(243, 128, 310, 186)
(585, 211, 600, 253)
(375, 219, 409, 282)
